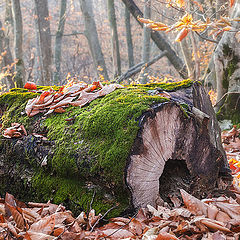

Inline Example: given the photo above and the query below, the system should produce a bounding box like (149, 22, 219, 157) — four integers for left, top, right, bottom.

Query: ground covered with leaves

(0, 128, 239, 239)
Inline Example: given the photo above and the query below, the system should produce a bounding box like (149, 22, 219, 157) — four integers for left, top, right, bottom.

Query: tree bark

(0, 81, 231, 214)
(107, 0, 121, 77)
(180, 39, 194, 79)
(11, 0, 25, 87)
(0, 19, 15, 89)
(54, 0, 67, 84)
(79, 0, 109, 81)
(121, 0, 188, 78)
(125, 6, 134, 68)
(212, 0, 240, 123)
(139, 0, 151, 84)
(34, 0, 52, 85)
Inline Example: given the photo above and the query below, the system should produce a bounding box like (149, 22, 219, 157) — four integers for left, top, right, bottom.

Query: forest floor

(0, 127, 239, 239)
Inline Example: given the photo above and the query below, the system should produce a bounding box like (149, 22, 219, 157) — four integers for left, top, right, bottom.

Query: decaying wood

(0, 82, 232, 214)
(126, 82, 232, 209)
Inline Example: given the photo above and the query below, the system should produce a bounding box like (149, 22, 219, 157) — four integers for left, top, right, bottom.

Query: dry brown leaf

(215, 202, 240, 219)
(215, 211, 231, 222)
(98, 228, 134, 239)
(129, 218, 143, 235)
(200, 218, 231, 232)
(30, 215, 55, 234)
(156, 231, 179, 240)
(5, 203, 25, 230)
(180, 189, 208, 216)
(25, 231, 55, 240)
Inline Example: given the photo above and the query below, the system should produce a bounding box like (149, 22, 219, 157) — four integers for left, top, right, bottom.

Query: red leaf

(175, 28, 189, 42)
(24, 82, 37, 90)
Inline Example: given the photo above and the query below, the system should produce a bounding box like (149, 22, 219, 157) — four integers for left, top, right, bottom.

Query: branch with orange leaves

(138, 13, 239, 43)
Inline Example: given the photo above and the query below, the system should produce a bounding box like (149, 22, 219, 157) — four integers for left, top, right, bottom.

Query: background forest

(0, 0, 239, 119)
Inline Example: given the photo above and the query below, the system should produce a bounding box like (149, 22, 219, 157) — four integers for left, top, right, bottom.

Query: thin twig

(100, 212, 138, 239)
(214, 92, 240, 108)
(90, 190, 96, 211)
(90, 205, 117, 232)
(54, 220, 76, 240)
(195, 32, 218, 44)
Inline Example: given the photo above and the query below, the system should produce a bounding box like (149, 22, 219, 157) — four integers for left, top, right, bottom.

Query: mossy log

(0, 80, 232, 216)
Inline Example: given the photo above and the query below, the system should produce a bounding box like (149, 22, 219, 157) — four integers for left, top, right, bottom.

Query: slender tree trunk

(34, 0, 52, 85)
(11, 0, 25, 87)
(33, 10, 43, 83)
(125, 6, 134, 68)
(0, 15, 15, 89)
(107, 0, 121, 78)
(79, 0, 109, 81)
(54, 0, 67, 84)
(140, 0, 151, 84)
(121, 0, 187, 78)
(180, 38, 194, 79)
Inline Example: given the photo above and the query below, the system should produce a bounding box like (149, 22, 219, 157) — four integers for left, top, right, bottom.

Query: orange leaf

(175, 28, 189, 42)
(176, 0, 185, 8)
(156, 232, 179, 240)
(137, 17, 153, 24)
(5, 203, 25, 230)
(230, 0, 235, 7)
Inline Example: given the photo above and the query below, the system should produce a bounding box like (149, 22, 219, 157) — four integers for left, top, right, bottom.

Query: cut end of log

(126, 98, 228, 209)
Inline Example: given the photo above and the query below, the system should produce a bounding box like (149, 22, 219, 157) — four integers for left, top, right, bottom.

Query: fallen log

(0, 80, 232, 216)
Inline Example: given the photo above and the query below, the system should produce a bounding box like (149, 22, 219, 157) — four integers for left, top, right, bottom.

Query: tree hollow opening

(159, 159, 191, 207)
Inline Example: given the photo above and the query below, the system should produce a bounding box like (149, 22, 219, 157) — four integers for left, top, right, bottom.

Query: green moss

(0, 80, 194, 216)
(129, 79, 194, 91)
(44, 87, 170, 185)
(0, 91, 38, 129)
(217, 93, 240, 124)
(33, 171, 128, 217)
(222, 45, 239, 90)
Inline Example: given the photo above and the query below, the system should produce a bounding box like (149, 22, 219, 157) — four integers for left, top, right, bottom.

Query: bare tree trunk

(180, 39, 194, 79)
(213, 0, 240, 123)
(125, 6, 134, 68)
(79, 0, 109, 81)
(140, 0, 151, 84)
(121, 0, 187, 78)
(107, 0, 121, 78)
(11, 0, 25, 87)
(34, 0, 52, 85)
(0, 18, 15, 89)
(33, 10, 43, 83)
(54, 0, 67, 84)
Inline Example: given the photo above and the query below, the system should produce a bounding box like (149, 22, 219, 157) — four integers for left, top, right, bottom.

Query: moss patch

(0, 80, 194, 216)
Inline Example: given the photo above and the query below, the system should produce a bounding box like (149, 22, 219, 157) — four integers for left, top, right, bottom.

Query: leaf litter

(0, 85, 240, 239)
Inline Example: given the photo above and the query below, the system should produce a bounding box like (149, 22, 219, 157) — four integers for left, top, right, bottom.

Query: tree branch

(117, 50, 167, 83)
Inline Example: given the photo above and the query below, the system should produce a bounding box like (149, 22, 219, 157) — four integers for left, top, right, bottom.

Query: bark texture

(108, 0, 121, 77)
(11, 0, 25, 87)
(54, 0, 67, 84)
(206, 0, 240, 123)
(0, 81, 231, 215)
(125, 7, 134, 68)
(79, 0, 109, 81)
(34, 0, 52, 85)
(139, 0, 151, 84)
